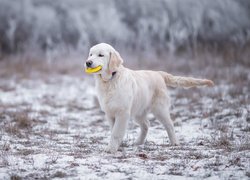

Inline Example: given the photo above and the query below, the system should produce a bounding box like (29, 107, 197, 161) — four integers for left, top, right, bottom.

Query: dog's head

(85, 43, 123, 77)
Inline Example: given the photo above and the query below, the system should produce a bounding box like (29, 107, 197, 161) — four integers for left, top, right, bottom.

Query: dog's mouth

(85, 65, 102, 74)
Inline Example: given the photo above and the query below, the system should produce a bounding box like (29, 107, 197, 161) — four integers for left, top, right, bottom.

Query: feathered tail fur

(158, 71, 214, 88)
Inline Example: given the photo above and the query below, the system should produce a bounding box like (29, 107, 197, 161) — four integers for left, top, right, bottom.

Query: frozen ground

(0, 57, 249, 179)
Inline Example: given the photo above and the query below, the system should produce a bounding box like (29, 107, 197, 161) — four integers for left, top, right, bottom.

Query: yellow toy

(85, 65, 102, 74)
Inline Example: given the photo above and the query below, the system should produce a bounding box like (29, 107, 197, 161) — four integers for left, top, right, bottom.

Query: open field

(0, 54, 249, 179)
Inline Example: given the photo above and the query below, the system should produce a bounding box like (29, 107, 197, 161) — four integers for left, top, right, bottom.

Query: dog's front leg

(105, 115, 115, 130)
(105, 112, 129, 153)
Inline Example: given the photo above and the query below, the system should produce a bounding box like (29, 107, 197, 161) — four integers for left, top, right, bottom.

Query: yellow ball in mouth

(85, 65, 102, 74)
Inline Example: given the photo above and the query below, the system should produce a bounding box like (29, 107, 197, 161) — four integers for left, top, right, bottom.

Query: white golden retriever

(85, 43, 214, 153)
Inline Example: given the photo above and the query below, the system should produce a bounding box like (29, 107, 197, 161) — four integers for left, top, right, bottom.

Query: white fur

(85, 43, 213, 153)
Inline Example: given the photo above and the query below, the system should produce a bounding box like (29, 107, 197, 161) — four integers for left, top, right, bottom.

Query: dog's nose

(86, 60, 93, 67)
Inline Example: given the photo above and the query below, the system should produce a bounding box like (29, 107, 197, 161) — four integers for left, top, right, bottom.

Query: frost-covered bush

(0, 0, 249, 57)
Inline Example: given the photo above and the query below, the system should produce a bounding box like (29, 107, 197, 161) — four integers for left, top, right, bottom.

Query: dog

(84, 43, 214, 153)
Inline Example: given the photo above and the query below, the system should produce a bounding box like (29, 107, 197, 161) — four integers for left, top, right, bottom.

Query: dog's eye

(98, 54, 104, 57)
(90, 54, 92, 56)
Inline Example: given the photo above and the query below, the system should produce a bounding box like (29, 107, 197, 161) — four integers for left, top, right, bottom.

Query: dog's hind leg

(134, 114, 149, 145)
(152, 96, 179, 146)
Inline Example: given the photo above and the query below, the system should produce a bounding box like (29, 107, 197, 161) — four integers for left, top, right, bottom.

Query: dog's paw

(171, 140, 180, 146)
(104, 145, 118, 154)
(104, 146, 111, 153)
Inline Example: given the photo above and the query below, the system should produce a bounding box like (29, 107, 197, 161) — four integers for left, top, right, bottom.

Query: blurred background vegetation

(0, 0, 249, 65)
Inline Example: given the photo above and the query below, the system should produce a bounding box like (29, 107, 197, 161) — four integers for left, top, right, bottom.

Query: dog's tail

(158, 71, 214, 88)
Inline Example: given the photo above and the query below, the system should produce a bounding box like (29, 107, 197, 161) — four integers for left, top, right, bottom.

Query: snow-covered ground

(0, 57, 249, 179)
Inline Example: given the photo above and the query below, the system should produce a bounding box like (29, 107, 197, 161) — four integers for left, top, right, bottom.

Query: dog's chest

(95, 80, 133, 113)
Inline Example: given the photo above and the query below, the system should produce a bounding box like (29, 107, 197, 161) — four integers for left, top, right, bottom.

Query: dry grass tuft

(228, 156, 241, 167)
(5, 123, 22, 137)
(237, 136, 250, 151)
(168, 163, 183, 176)
(51, 171, 67, 178)
(2, 143, 11, 151)
(186, 151, 204, 160)
(10, 174, 22, 180)
(210, 129, 232, 150)
(2, 110, 36, 138)
(206, 122, 234, 151)
(0, 152, 10, 167)
(13, 112, 33, 129)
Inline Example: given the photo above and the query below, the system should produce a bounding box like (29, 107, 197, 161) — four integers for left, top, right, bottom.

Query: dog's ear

(109, 50, 123, 72)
